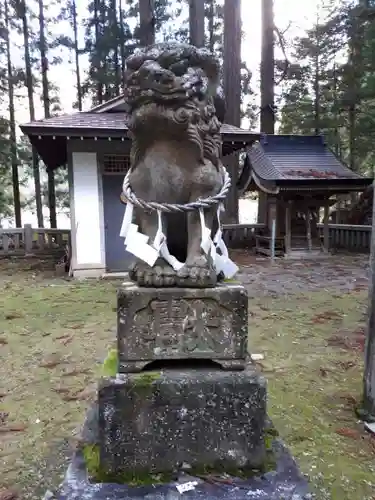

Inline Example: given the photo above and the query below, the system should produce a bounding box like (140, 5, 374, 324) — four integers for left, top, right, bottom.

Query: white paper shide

(119, 202, 238, 279)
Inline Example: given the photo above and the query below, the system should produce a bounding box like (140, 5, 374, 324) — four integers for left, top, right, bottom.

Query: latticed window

(103, 154, 130, 174)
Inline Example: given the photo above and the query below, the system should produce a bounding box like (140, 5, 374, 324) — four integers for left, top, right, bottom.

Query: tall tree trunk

(258, 0, 275, 224)
(334, 62, 342, 220)
(189, 0, 205, 47)
(99, 2, 110, 101)
(223, 0, 241, 223)
(313, 13, 320, 135)
(71, 0, 82, 111)
(332, 63, 340, 156)
(19, 0, 43, 227)
(139, 0, 155, 46)
(5, 0, 21, 227)
(111, 0, 121, 95)
(260, 0, 275, 135)
(313, 58, 320, 134)
(119, 0, 126, 74)
(363, 180, 375, 420)
(94, 0, 103, 104)
(346, 4, 365, 209)
(207, 0, 215, 52)
(38, 0, 57, 228)
(348, 104, 356, 173)
(361, 0, 375, 421)
(348, 3, 365, 174)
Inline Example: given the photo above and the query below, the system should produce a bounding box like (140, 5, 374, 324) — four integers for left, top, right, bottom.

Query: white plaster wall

(72, 152, 104, 267)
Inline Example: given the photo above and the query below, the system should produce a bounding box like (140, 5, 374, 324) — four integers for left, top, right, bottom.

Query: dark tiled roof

(21, 112, 254, 138)
(89, 95, 124, 112)
(248, 134, 363, 181)
(22, 112, 129, 131)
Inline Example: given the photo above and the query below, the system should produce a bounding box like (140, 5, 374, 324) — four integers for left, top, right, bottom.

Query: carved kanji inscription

(117, 284, 248, 370)
(120, 298, 232, 357)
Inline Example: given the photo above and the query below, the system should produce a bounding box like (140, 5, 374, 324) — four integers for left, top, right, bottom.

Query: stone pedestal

(54, 280, 310, 499)
(98, 368, 266, 478)
(95, 282, 268, 482)
(117, 282, 248, 372)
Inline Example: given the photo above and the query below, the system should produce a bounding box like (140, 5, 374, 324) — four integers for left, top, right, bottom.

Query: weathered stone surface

(122, 43, 228, 288)
(117, 282, 248, 372)
(76, 402, 99, 447)
(57, 439, 312, 500)
(98, 367, 266, 477)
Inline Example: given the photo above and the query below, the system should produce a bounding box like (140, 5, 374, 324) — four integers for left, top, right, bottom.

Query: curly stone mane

(124, 43, 225, 171)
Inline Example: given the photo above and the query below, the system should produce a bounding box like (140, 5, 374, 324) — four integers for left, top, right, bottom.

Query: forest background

(0, 0, 373, 228)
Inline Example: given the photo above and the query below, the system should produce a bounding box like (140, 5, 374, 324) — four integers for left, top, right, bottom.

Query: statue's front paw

(129, 259, 177, 287)
(129, 261, 148, 286)
(176, 256, 217, 288)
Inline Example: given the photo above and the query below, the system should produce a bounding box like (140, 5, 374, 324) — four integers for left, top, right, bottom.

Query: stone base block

(98, 367, 266, 478)
(117, 282, 248, 372)
(57, 439, 311, 500)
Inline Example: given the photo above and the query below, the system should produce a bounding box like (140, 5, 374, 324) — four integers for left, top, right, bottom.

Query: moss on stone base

(264, 425, 279, 449)
(263, 424, 279, 473)
(82, 443, 173, 485)
(100, 350, 161, 390)
(132, 371, 161, 386)
(101, 348, 118, 377)
(85, 363, 277, 485)
(190, 426, 278, 479)
(190, 442, 277, 481)
(130, 371, 161, 397)
(258, 443, 278, 473)
(82, 426, 278, 485)
(82, 444, 101, 479)
(83, 427, 278, 485)
(107, 471, 174, 487)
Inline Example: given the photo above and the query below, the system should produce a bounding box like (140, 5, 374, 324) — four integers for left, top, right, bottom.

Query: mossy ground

(0, 258, 119, 499)
(249, 288, 374, 500)
(0, 256, 373, 499)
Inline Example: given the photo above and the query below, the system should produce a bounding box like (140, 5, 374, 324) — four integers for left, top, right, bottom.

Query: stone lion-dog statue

(121, 43, 231, 288)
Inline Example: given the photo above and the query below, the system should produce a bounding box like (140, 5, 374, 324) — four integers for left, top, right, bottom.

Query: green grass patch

(249, 289, 374, 500)
(0, 268, 118, 499)
(0, 261, 373, 499)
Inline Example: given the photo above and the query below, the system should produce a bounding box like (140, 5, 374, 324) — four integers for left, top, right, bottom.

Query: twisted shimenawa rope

(121, 166, 231, 213)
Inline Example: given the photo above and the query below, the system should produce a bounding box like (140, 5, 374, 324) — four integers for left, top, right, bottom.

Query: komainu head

(124, 43, 226, 169)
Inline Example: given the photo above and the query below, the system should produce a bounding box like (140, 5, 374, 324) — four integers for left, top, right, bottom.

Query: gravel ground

(231, 252, 369, 297)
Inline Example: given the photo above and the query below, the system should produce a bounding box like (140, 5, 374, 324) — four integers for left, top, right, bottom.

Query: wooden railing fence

(0, 225, 71, 256)
(222, 223, 266, 248)
(0, 223, 372, 258)
(222, 223, 372, 253)
(317, 223, 371, 253)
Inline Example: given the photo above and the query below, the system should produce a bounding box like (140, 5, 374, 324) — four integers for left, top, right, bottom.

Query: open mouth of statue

(126, 81, 191, 107)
